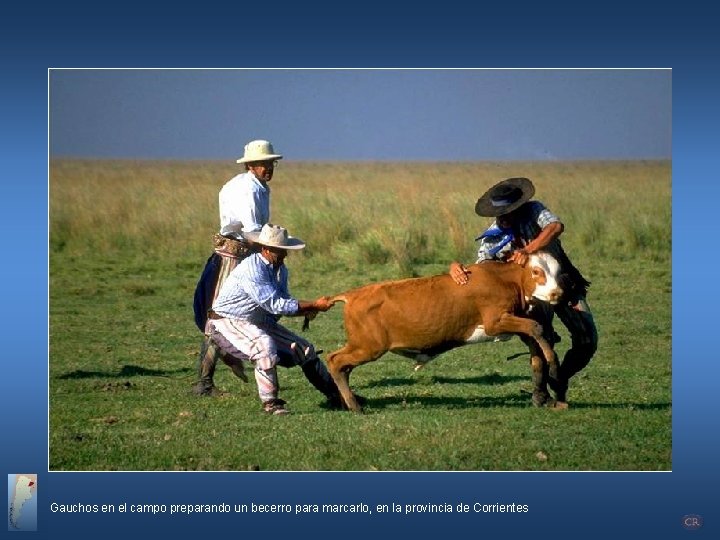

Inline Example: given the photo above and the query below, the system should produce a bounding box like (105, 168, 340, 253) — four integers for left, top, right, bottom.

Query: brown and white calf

(325, 252, 564, 412)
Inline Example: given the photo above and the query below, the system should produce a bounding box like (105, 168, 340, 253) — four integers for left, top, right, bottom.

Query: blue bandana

(476, 224, 514, 256)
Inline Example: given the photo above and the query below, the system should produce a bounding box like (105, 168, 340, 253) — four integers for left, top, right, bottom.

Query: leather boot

(192, 337, 223, 396)
(301, 358, 340, 398)
(300, 359, 367, 409)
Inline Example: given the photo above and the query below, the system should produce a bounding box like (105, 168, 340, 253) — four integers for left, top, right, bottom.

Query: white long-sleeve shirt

(218, 171, 270, 238)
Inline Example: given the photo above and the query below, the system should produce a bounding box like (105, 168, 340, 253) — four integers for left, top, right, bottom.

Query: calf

(325, 252, 563, 412)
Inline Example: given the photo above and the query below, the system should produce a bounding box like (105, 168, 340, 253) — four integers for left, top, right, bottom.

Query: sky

(49, 69, 671, 161)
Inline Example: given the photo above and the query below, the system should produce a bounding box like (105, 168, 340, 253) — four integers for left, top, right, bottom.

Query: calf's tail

(302, 294, 349, 331)
(328, 294, 348, 306)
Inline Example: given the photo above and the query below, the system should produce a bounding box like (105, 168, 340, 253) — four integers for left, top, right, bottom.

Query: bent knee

(570, 340, 597, 362)
(285, 341, 317, 366)
(581, 331, 599, 354)
(254, 354, 279, 371)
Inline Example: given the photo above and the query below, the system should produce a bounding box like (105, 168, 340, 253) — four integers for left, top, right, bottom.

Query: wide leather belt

(212, 233, 252, 258)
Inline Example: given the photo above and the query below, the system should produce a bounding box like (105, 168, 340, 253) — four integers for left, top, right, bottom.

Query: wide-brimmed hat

(236, 140, 284, 164)
(242, 224, 305, 250)
(474, 177, 535, 217)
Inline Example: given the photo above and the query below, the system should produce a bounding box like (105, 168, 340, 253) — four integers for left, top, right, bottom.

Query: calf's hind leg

(488, 313, 562, 406)
(326, 345, 381, 413)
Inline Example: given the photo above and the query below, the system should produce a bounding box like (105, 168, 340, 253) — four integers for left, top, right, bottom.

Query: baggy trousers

(209, 317, 339, 403)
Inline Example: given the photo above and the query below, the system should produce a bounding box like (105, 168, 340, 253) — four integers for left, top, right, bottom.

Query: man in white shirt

(218, 146, 276, 240)
(192, 140, 283, 396)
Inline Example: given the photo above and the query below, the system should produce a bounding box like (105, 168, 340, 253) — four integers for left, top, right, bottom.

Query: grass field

(49, 159, 671, 471)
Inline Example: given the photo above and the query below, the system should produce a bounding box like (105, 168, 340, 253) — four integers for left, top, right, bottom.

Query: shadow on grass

(56, 364, 190, 380)
(556, 401, 672, 411)
(359, 373, 526, 389)
(360, 394, 672, 411)
(365, 394, 531, 410)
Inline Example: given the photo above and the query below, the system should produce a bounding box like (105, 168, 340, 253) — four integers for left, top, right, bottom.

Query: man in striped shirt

(207, 224, 341, 415)
(449, 177, 597, 403)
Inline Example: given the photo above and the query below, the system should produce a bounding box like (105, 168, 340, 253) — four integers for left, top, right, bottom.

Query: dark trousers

(532, 297, 597, 376)
(193, 253, 222, 332)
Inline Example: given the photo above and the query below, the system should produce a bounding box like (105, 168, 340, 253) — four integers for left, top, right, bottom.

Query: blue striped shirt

(476, 201, 562, 262)
(212, 253, 299, 325)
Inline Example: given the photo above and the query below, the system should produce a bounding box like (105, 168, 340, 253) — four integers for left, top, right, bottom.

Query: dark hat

(474, 177, 535, 217)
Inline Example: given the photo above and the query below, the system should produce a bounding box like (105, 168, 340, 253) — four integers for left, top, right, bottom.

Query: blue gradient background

(2, 3, 717, 539)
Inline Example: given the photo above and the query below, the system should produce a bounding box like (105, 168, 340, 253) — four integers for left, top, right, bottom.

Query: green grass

(49, 159, 671, 471)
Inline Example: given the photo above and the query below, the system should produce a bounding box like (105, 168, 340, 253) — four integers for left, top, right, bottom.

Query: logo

(682, 514, 703, 531)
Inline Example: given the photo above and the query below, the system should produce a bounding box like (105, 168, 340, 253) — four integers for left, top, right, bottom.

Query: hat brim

(474, 177, 535, 217)
(236, 154, 284, 164)
(242, 230, 305, 250)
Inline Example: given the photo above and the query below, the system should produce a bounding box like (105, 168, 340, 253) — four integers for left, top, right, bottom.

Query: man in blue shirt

(449, 177, 597, 403)
(206, 224, 342, 415)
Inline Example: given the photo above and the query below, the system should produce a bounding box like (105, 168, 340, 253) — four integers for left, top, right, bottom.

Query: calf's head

(526, 252, 563, 304)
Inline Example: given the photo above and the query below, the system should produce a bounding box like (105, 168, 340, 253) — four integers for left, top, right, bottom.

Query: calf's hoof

(325, 393, 367, 412)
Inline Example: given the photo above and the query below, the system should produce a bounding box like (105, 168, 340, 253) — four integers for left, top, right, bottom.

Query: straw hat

(474, 177, 535, 217)
(242, 224, 305, 250)
(236, 140, 283, 164)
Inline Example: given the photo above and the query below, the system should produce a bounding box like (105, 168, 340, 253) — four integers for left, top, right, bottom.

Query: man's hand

(312, 296, 333, 312)
(449, 262, 470, 285)
(297, 296, 333, 315)
(299, 297, 333, 331)
(508, 249, 529, 266)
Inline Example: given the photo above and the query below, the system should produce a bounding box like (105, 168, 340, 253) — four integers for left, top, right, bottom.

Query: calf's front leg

(486, 312, 560, 389)
(519, 335, 552, 407)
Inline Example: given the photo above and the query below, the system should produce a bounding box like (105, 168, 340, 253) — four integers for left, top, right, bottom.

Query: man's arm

(508, 221, 564, 265)
(295, 297, 333, 315)
(451, 223, 508, 285)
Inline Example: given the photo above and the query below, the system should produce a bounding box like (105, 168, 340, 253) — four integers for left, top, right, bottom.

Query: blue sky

(49, 68, 670, 161)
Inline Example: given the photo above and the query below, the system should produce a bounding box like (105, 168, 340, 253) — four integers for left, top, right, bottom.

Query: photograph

(49, 68, 671, 472)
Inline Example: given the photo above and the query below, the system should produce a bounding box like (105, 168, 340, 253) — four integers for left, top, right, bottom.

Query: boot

(301, 358, 340, 398)
(300, 359, 367, 409)
(192, 337, 223, 396)
(262, 398, 290, 415)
